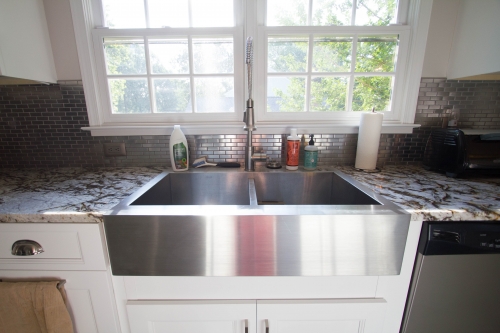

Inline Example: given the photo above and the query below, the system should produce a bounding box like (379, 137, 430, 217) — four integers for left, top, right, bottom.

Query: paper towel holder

(354, 167, 381, 173)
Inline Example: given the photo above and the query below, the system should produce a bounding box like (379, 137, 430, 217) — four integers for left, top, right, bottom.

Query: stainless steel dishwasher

(401, 221, 500, 333)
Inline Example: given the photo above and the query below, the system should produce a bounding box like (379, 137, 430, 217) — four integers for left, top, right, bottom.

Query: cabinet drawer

(0, 224, 107, 271)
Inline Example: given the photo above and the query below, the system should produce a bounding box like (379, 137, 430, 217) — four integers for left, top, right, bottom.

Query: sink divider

(248, 178, 258, 206)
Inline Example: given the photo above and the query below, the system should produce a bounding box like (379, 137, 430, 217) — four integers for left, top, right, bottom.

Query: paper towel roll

(355, 111, 383, 170)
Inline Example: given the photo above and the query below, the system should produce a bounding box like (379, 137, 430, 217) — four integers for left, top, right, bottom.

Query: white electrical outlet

(103, 143, 126, 157)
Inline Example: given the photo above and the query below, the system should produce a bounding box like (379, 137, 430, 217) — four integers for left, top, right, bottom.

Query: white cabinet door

(127, 300, 255, 333)
(257, 299, 387, 333)
(0, 270, 120, 333)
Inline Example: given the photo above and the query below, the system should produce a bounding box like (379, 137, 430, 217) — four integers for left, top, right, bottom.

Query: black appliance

(423, 128, 500, 177)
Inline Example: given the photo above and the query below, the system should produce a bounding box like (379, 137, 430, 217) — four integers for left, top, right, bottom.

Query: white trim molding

(400, 0, 434, 124)
(82, 123, 420, 136)
(69, 0, 104, 126)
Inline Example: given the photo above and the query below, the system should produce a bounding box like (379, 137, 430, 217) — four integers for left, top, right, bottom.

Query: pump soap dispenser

(304, 134, 318, 170)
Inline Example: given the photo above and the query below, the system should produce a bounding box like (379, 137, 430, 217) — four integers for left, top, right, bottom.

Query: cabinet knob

(11, 240, 44, 256)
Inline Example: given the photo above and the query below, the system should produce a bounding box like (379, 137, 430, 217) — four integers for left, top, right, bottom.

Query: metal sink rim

(106, 169, 409, 217)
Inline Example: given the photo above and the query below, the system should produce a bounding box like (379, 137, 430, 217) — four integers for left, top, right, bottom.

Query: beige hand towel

(0, 281, 74, 333)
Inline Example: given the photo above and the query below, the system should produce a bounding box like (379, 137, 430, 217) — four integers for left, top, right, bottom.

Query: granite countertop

(0, 165, 498, 223)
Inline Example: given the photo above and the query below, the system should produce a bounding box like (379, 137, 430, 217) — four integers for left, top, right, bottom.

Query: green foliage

(311, 77, 348, 111)
(109, 79, 150, 114)
(356, 37, 396, 72)
(268, 0, 397, 112)
(270, 0, 308, 26)
(155, 79, 191, 113)
(105, 41, 193, 113)
(357, 0, 396, 26)
(313, 0, 353, 26)
(105, 42, 146, 75)
(352, 76, 392, 111)
(268, 39, 308, 72)
(272, 78, 306, 112)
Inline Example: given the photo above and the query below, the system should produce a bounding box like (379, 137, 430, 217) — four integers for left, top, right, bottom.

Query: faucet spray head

(246, 37, 253, 65)
(243, 36, 255, 131)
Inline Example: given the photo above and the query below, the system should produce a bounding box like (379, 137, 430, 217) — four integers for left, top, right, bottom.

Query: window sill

(82, 122, 420, 136)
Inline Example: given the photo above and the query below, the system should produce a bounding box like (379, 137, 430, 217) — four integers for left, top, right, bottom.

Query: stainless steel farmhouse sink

(104, 170, 410, 277)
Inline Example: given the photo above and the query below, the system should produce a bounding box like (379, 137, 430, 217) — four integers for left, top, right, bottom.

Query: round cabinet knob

(11, 240, 44, 256)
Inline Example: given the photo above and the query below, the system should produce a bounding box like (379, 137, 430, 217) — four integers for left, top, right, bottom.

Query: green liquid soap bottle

(304, 134, 318, 170)
(169, 125, 189, 171)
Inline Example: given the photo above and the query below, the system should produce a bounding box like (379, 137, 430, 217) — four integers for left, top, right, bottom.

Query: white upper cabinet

(447, 0, 500, 80)
(422, 0, 500, 80)
(0, 0, 57, 83)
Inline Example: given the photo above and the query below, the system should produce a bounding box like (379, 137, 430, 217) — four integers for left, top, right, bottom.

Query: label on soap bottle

(173, 142, 188, 170)
(286, 141, 300, 167)
(304, 150, 318, 170)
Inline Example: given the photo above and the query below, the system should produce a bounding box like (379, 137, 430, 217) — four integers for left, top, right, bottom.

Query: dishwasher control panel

(420, 222, 500, 255)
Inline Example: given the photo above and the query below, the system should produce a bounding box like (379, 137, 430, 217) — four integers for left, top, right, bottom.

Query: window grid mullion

(307, 0, 313, 26)
(305, 33, 314, 112)
(144, 0, 150, 28)
(347, 34, 358, 112)
(188, 35, 196, 113)
(144, 36, 156, 114)
(351, 0, 358, 25)
(188, 0, 193, 27)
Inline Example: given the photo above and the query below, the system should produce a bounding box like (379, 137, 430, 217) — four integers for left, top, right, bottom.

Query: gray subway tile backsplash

(1, 78, 499, 169)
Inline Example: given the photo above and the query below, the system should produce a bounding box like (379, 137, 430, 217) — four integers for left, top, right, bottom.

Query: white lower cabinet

(1, 270, 119, 333)
(0, 223, 120, 333)
(257, 299, 386, 333)
(127, 300, 255, 333)
(126, 299, 386, 333)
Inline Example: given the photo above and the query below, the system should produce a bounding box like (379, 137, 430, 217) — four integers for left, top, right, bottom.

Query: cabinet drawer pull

(11, 240, 44, 256)
(244, 319, 248, 333)
(265, 319, 269, 333)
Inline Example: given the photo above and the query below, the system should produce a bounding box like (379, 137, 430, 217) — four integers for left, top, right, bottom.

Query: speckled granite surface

(0, 167, 164, 223)
(0, 165, 498, 223)
(334, 165, 500, 221)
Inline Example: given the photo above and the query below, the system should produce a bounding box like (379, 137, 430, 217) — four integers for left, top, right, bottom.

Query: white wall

(446, 0, 500, 79)
(43, 0, 81, 80)
(421, 0, 459, 77)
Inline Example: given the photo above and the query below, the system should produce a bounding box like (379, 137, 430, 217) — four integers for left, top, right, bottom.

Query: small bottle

(304, 134, 318, 170)
(169, 125, 189, 171)
(286, 128, 300, 171)
(448, 109, 460, 127)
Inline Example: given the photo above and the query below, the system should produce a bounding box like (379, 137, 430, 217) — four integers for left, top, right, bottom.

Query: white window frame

(254, 27, 410, 122)
(70, 0, 433, 136)
(92, 28, 244, 124)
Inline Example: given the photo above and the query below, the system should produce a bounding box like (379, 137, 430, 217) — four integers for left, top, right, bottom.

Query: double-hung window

(71, 0, 431, 135)
(254, 0, 411, 126)
(90, 0, 244, 127)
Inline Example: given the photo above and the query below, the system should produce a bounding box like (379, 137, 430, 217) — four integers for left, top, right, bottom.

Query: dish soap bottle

(286, 128, 300, 170)
(304, 134, 318, 170)
(169, 125, 189, 171)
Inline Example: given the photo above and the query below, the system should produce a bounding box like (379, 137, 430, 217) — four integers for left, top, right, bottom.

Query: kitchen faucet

(243, 36, 265, 171)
